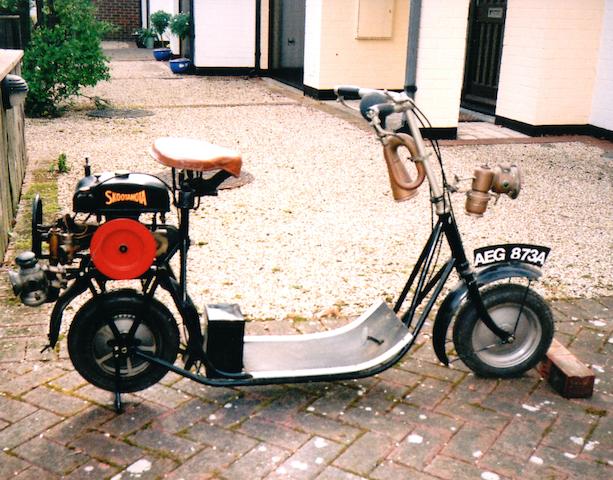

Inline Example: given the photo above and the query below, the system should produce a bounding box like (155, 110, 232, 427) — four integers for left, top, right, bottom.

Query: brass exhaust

(382, 133, 426, 202)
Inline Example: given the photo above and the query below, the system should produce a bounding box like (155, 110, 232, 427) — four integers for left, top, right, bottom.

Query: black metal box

(204, 303, 245, 376)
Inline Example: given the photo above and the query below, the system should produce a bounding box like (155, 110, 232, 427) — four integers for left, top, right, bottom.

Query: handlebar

(334, 85, 412, 127)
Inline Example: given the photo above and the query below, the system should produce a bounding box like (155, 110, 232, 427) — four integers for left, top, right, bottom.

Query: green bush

(22, 0, 111, 117)
(150, 10, 172, 43)
(169, 12, 190, 40)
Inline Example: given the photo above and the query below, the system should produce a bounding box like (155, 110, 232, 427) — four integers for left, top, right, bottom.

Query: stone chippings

(26, 69, 613, 322)
(0, 45, 609, 479)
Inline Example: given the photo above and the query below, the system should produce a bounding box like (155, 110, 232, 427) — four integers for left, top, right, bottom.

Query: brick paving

(0, 43, 611, 479)
(0, 278, 610, 479)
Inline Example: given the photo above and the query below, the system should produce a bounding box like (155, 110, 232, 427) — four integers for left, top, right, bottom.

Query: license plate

(474, 244, 550, 268)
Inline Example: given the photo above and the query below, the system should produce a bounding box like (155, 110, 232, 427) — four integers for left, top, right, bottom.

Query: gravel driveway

(24, 45, 613, 321)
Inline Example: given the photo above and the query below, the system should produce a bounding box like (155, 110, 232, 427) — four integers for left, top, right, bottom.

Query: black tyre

(452, 283, 553, 378)
(68, 290, 180, 393)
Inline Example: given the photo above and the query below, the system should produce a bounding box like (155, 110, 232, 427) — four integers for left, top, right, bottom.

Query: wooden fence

(0, 49, 27, 262)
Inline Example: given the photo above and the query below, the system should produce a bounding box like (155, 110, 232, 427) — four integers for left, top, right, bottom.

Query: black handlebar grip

(372, 103, 397, 119)
(334, 85, 361, 98)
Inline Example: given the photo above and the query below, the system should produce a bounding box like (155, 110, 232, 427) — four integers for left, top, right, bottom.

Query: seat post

(178, 177, 195, 303)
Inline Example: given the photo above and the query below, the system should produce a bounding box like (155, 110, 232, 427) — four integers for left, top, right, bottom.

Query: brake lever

(336, 96, 361, 112)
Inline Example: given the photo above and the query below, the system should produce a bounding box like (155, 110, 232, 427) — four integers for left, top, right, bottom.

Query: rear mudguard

(432, 261, 542, 366)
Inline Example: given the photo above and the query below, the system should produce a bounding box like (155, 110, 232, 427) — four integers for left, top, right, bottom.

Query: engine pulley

(90, 219, 156, 280)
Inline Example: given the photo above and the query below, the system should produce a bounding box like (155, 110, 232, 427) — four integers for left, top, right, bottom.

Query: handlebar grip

(334, 85, 361, 98)
(371, 103, 397, 119)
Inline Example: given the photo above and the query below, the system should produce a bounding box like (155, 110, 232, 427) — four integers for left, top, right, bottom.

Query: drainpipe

(405, 0, 422, 99)
(254, 0, 262, 72)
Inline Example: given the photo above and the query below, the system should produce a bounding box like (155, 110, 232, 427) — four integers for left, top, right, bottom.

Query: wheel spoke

(95, 352, 113, 367)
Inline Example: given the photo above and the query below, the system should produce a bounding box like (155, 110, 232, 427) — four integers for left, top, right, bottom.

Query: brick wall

(93, 0, 142, 41)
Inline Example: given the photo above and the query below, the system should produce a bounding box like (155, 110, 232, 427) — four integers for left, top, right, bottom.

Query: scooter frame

(41, 91, 542, 413)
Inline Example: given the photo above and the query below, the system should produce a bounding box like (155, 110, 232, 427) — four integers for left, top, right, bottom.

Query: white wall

(303, 0, 323, 88)
(304, 0, 409, 91)
(591, 0, 613, 131)
(496, 0, 604, 126)
(414, 0, 470, 129)
(193, 0, 256, 68)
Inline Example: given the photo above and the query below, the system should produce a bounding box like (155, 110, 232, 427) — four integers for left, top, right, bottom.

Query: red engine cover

(90, 219, 156, 280)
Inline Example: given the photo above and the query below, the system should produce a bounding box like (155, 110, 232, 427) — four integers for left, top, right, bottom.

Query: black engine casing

(73, 171, 170, 217)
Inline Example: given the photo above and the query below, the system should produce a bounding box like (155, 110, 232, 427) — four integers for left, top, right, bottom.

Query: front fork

(441, 213, 513, 343)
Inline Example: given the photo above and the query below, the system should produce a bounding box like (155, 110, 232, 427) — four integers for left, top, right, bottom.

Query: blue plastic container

(170, 58, 191, 74)
(153, 48, 172, 61)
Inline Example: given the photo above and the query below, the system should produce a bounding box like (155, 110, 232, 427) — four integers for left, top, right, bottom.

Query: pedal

(204, 303, 245, 376)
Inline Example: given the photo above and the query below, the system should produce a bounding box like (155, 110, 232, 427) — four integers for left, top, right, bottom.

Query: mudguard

(432, 261, 542, 365)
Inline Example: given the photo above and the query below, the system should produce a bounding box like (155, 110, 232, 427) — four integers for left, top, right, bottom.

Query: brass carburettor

(465, 164, 522, 216)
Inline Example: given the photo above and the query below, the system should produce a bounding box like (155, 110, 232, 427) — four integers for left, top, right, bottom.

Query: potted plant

(136, 28, 156, 49)
(168, 12, 191, 73)
(150, 10, 172, 61)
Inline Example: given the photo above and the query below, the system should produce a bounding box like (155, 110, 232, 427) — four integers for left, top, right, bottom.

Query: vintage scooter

(8, 86, 554, 412)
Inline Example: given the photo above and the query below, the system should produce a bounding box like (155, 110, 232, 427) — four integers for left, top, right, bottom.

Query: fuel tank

(73, 171, 170, 217)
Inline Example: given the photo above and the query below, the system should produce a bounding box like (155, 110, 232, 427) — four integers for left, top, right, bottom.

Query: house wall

(496, 0, 604, 126)
(304, 0, 410, 91)
(93, 0, 141, 41)
(193, 0, 256, 68)
(591, 0, 613, 131)
(414, 0, 470, 129)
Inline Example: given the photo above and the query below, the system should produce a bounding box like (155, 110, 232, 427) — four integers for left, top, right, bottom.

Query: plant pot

(169, 58, 191, 74)
(144, 37, 154, 49)
(153, 48, 172, 61)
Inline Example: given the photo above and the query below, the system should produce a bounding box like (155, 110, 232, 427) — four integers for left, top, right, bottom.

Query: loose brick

(538, 339, 594, 398)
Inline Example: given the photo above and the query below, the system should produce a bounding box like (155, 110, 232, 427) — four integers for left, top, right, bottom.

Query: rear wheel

(452, 283, 553, 378)
(68, 290, 180, 392)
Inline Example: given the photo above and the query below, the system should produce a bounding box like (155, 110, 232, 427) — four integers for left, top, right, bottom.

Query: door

(270, 0, 306, 88)
(461, 0, 507, 115)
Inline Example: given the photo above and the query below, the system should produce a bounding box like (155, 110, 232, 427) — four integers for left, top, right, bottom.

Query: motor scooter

(8, 86, 554, 413)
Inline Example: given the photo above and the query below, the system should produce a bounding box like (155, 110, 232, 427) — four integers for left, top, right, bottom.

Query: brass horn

(382, 133, 426, 202)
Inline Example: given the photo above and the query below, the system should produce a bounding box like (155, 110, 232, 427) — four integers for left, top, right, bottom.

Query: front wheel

(68, 290, 180, 393)
(452, 283, 553, 378)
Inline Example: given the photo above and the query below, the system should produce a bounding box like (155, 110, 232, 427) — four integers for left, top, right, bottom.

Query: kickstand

(113, 348, 124, 414)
